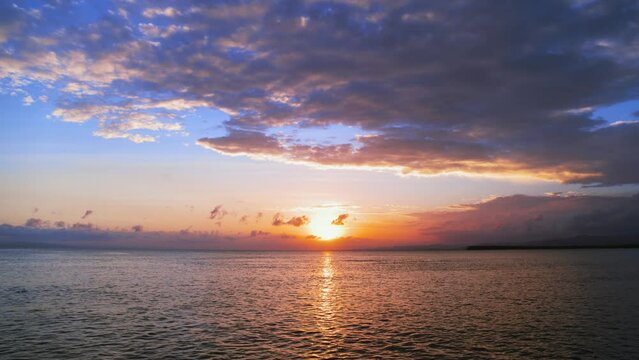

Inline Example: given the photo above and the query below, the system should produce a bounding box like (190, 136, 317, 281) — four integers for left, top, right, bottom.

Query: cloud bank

(2, 1, 639, 184)
(413, 193, 639, 245)
(4, 193, 639, 249)
(0, 223, 364, 250)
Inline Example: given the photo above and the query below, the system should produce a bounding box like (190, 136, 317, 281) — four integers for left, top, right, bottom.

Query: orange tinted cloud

(331, 214, 349, 226)
(272, 213, 310, 227)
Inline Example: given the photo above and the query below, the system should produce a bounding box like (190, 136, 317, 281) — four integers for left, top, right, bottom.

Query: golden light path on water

(2, 250, 637, 358)
(316, 252, 339, 342)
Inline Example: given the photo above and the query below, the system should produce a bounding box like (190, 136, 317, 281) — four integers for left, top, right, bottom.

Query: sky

(1, 0, 639, 250)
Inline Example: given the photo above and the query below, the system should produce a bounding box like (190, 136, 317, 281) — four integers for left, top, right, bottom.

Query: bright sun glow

(308, 210, 346, 241)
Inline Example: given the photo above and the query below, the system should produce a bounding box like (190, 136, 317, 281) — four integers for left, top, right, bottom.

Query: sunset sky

(1, 0, 639, 249)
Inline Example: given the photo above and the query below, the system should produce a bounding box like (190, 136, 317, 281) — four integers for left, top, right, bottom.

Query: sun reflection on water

(317, 251, 337, 338)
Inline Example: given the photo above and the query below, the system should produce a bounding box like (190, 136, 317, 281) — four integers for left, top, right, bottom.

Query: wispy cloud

(80, 210, 93, 220)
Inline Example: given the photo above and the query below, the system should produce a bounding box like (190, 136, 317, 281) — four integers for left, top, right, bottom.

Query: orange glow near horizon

(308, 209, 346, 240)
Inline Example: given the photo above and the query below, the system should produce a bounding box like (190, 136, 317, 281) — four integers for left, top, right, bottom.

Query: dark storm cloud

(4, 1, 639, 184)
(331, 214, 349, 225)
(272, 213, 310, 227)
(413, 193, 639, 244)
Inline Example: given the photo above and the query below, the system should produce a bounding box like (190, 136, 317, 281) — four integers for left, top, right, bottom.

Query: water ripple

(1, 249, 638, 359)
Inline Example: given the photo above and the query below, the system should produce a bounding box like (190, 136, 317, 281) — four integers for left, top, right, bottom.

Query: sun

(308, 211, 346, 241)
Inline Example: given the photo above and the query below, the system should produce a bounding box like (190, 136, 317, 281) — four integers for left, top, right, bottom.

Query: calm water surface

(1, 249, 638, 359)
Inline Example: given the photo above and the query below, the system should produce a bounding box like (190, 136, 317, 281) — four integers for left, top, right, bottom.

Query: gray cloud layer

(0, 223, 344, 250)
(413, 193, 639, 245)
(2, 1, 639, 184)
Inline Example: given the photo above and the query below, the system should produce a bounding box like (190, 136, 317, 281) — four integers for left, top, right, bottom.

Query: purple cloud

(413, 193, 639, 245)
(3, 1, 639, 185)
(272, 213, 310, 227)
(81, 210, 93, 220)
(209, 205, 227, 220)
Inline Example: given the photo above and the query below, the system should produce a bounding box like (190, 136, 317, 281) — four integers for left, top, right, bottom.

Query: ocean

(1, 249, 638, 359)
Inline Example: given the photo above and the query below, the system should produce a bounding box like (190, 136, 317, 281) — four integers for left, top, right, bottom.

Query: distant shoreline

(1, 244, 639, 252)
(467, 244, 639, 250)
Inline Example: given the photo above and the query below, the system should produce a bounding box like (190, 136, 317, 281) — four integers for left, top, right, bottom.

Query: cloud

(81, 210, 93, 219)
(3, 1, 639, 184)
(24, 218, 46, 228)
(331, 214, 349, 226)
(198, 129, 283, 157)
(71, 223, 95, 230)
(142, 7, 180, 18)
(0, 224, 327, 250)
(249, 230, 269, 237)
(138, 23, 190, 38)
(209, 205, 227, 220)
(0, 2, 24, 44)
(54, 221, 66, 228)
(412, 193, 639, 245)
(272, 213, 310, 227)
(131, 225, 143, 233)
(239, 215, 248, 224)
(92, 129, 156, 143)
(22, 95, 34, 105)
